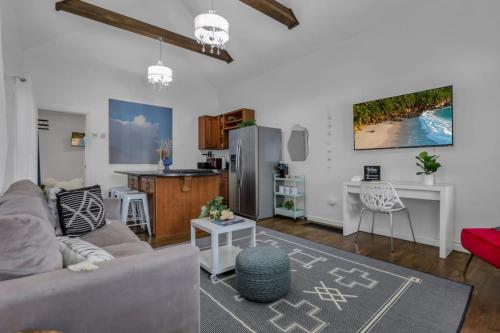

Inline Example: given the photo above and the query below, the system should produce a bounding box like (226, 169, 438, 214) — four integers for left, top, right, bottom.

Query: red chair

(461, 227, 500, 276)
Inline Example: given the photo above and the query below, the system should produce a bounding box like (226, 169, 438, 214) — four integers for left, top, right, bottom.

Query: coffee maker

(276, 161, 288, 178)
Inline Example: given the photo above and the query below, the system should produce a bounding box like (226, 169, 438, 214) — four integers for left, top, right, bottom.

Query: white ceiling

(11, 0, 432, 90)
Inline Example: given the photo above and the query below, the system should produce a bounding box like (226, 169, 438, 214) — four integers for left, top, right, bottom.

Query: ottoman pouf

(235, 246, 290, 302)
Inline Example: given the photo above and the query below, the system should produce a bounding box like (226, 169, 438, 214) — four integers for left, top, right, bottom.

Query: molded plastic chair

(354, 181, 416, 252)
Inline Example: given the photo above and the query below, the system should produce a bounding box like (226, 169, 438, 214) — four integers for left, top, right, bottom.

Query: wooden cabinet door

(140, 177, 156, 235)
(198, 116, 220, 149)
(128, 176, 139, 190)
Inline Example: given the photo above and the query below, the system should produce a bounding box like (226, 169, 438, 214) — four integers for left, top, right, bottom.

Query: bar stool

(109, 187, 131, 199)
(120, 192, 152, 236)
(113, 189, 141, 225)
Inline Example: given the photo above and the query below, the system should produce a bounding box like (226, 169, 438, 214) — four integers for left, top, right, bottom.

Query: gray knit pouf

(235, 246, 290, 303)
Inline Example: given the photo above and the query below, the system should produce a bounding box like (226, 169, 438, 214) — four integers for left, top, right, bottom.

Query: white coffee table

(190, 216, 256, 281)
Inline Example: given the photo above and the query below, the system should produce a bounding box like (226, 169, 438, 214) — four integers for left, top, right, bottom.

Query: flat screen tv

(353, 86, 453, 150)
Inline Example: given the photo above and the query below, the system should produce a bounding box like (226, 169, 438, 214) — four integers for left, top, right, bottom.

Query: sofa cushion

(81, 220, 140, 248)
(102, 241, 153, 258)
(58, 236, 114, 267)
(56, 185, 106, 237)
(4, 179, 45, 200)
(0, 213, 63, 281)
(1, 180, 60, 234)
(0, 195, 54, 233)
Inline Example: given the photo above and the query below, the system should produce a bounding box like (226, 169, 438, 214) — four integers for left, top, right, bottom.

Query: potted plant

(237, 119, 256, 128)
(416, 151, 441, 185)
(283, 200, 295, 211)
(199, 196, 234, 223)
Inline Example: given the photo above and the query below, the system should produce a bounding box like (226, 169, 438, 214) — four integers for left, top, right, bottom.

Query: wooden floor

(141, 217, 499, 333)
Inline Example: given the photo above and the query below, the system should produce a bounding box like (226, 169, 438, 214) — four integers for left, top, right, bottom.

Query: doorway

(38, 110, 86, 186)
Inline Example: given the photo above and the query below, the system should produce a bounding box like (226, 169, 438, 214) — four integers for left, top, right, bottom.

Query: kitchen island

(115, 170, 221, 242)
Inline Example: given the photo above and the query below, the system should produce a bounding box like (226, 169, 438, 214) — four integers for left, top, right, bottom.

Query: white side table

(190, 216, 256, 281)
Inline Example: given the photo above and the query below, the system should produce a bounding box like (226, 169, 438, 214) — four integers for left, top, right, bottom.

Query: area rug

(194, 227, 471, 333)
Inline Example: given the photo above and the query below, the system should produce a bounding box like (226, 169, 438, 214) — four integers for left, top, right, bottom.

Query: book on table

(213, 218, 245, 226)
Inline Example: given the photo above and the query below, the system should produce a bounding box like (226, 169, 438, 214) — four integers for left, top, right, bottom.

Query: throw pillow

(57, 185, 106, 237)
(58, 236, 114, 267)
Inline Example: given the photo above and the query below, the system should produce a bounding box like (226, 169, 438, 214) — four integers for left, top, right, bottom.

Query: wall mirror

(287, 124, 309, 161)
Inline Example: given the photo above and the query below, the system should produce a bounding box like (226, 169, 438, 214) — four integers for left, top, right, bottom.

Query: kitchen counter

(115, 169, 221, 177)
(115, 170, 221, 241)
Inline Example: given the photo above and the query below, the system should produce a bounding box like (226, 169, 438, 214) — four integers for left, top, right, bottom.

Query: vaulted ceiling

(11, 0, 431, 90)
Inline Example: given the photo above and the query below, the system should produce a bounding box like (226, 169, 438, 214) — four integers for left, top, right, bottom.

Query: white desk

(342, 181, 454, 259)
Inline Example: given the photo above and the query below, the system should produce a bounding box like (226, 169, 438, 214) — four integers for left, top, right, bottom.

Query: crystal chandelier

(148, 37, 173, 90)
(194, 0, 229, 55)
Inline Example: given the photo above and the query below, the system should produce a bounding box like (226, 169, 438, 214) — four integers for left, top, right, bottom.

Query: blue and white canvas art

(109, 99, 172, 164)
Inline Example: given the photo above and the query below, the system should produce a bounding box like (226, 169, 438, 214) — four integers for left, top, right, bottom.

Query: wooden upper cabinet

(198, 109, 255, 150)
(220, 109, 255, 149)
(198, 116, 220, 149)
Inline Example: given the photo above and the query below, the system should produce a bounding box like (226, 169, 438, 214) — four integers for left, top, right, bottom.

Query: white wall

(23, 31, 219, 195)
(38, 110, 85, 183)
(219, 1, 500, 249)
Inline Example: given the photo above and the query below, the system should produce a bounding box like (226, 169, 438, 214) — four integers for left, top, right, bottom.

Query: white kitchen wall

(38, 110, 86, 183)
(23, 31, 219, 195)
(219, 1, 500, 250)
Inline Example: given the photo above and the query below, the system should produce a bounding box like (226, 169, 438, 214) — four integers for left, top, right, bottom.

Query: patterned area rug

(195, 227, 471, 333)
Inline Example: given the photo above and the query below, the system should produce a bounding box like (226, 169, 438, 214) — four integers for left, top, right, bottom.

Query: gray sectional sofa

(0, 180, 200, 333)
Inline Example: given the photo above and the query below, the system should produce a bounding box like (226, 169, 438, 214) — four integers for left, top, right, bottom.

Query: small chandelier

(148, 37, 173, 90)
(194, 0, 229, 55)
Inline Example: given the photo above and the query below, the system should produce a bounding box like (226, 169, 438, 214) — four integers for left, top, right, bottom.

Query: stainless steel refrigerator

(229, 126, 282, 220)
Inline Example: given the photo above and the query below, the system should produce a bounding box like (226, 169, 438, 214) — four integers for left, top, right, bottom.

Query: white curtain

(0, 12, 7, 192)
(13, 77, 37, 183)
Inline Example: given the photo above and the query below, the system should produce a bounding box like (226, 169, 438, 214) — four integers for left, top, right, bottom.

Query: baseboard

(308, 218, 468, 254)
(306, 215, 343, 228)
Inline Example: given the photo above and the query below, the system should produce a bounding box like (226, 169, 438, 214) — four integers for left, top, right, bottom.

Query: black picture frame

(364, 166, 381, 181)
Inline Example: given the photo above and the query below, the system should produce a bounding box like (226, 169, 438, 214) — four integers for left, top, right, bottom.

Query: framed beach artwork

(353, 86, 453, 150)
(109, 99, 172, 164)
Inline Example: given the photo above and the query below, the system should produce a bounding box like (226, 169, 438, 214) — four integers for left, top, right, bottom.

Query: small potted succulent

(199, 196, 234, 224)
(283, 199, 295, 211)
(416, 151, 441, 186)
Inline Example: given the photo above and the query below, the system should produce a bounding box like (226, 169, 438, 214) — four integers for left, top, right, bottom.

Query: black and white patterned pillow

(56, 185, 106, 237)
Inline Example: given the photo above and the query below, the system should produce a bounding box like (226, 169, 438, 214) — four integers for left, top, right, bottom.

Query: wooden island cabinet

(117, 170, 221, 242)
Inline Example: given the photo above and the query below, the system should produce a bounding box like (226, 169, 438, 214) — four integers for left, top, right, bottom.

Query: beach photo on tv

(353, 86, 453, 150)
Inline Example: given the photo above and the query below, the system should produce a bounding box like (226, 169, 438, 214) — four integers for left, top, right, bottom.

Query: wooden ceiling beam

(55, 0, 233, 63)
(239, 0, 299, 29)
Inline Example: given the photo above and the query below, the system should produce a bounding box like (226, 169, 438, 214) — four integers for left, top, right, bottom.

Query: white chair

(120, 192, 152, 236)
(354, 181, 416, 252)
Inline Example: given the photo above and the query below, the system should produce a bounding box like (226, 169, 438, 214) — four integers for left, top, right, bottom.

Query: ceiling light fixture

(194, 0, 229, 55)
(148, 37, 173, 90)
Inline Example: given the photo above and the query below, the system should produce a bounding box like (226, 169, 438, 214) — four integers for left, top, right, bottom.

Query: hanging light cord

(159, 37, 163, 63)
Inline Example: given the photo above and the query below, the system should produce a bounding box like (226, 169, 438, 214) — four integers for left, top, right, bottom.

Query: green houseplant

(283, 200, 295, 210)
(416, 151, 441, 185)
(199, 196, 234, 222)
(237, 119, 256, 128)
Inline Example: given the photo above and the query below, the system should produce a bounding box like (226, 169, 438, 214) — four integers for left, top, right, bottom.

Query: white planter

(422, 174, 435, 186)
